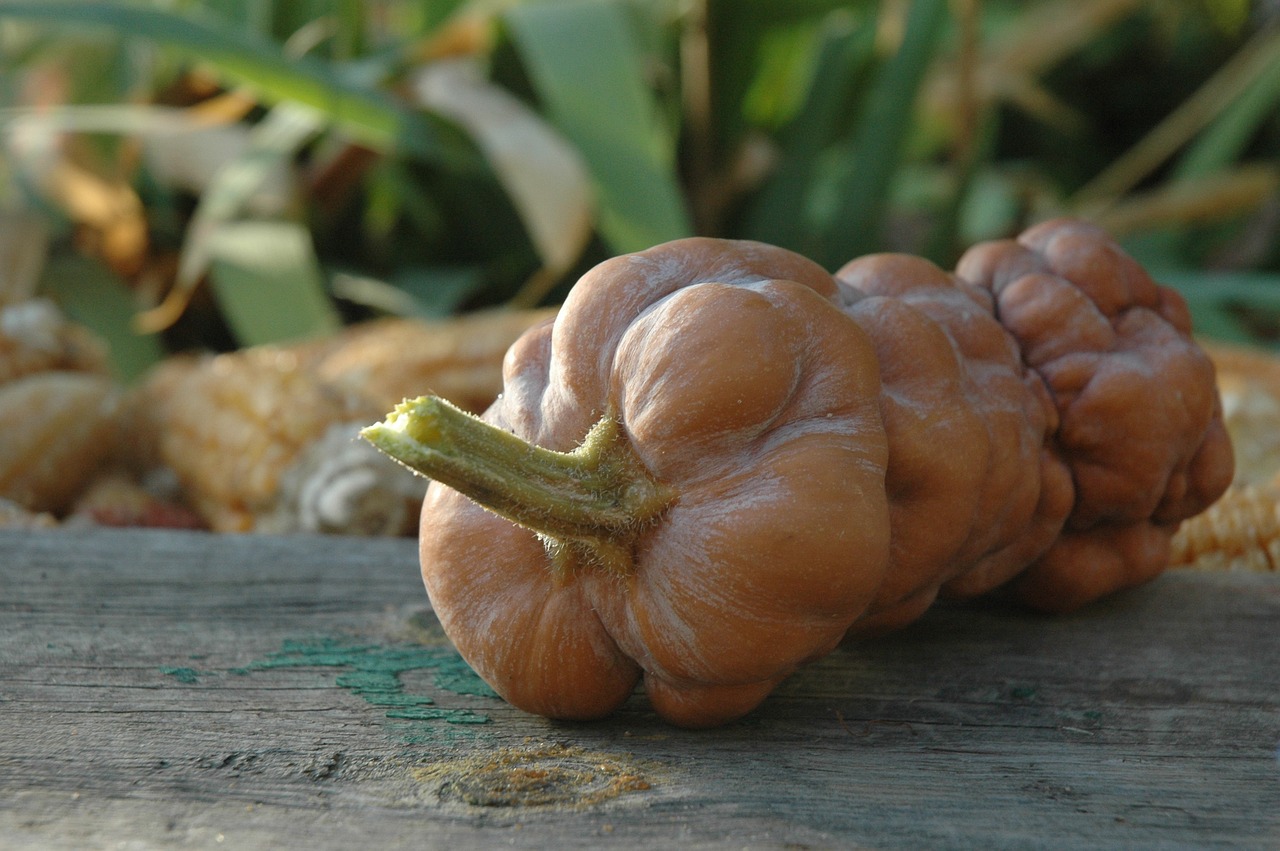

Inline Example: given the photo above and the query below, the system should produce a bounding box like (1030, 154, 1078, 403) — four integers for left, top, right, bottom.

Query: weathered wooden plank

(1, 527, 1277, 849)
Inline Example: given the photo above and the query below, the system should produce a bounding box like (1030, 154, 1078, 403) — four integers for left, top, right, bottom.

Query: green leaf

(177, 102, 323, 294)
(740, 19, 840, 132)
(503, 0, 691, 252)
(39, 255, 165, 383)
(812, 0, 950, 268)
(205, 219, 342, 346)
(390, 265, 487, 318)
(0, 0, 477, 169)
(1156, 268, 1280, 306)
(332, 0, 367, 61)
(742, 14, 876, 252)
(1156, 268, 1280, 345)
(1106, 33, 1280, 267)
(707, 1, 868, 154)
(130, 101, 323, 334)
(1181, 302, 1255, 344)
(329, 265, 487, 319)
(922, 109, 1000, 266)
(409, 58, 594, 278)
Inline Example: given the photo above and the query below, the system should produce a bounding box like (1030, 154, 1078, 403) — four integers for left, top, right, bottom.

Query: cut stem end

(361, 395, 676, 575)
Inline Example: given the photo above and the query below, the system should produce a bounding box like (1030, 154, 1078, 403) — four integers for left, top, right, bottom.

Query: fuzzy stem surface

(361, 395, 675, 573)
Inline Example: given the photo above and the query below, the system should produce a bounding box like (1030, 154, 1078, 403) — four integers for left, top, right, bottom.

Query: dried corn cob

(0, 299, 109, 385)
(1170, 341, 1280, 571)
(0, 497, 57, 529)
(65, 468, 205, 529)
(122, 347, 425, 535)
(1202, 341, 1280, 486)
(1167, 340, 1280, 570)
(1170, 482, 1280, 572)
(294, 307, 557, 414)
(0, 371, 121, 513)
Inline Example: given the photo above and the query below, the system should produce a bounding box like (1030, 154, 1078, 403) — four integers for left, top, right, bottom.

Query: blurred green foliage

(1, 0, 1279, 374)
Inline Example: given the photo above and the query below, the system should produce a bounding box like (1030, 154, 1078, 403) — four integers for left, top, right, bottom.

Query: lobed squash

(364, 219, 1232, 728)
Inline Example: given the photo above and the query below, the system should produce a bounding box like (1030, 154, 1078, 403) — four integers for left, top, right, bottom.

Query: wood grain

(2, 527, 1277, 849)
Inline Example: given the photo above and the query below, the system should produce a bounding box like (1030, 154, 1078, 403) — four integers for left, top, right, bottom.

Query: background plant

(2, 0, 1278, 379)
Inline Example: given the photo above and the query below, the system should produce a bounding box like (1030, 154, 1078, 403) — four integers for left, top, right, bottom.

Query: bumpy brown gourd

(956, 219, 1234, 610)
(363, 218, 1232, 728)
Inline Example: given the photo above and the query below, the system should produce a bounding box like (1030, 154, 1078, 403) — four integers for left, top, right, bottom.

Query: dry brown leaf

(7, 114, 148, 276)
(410, 58, 594, 291)
(142, 123, 294, 211)
(925, 0, 1144, 132)
(1092, 164, 1280, 235)
(410, 8, 494, 61)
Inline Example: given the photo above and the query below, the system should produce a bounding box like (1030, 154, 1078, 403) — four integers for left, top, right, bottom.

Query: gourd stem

(361, 395, 676, 564)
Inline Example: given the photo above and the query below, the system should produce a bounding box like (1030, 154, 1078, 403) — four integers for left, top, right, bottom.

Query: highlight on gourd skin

(363, 218, 1233, 729)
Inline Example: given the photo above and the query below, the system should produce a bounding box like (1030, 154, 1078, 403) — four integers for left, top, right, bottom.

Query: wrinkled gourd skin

(834, 255, 1075, 634)
(403, 219, 1231, 728)
(420, 240, 893, 727)
(956, 219, 1234, 611)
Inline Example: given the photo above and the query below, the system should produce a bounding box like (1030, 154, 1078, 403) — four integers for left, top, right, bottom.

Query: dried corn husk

(294, 307, 556, 414)
(119, 308, 554, 535)
(122, 347, 425, 535)
(0, 371, 121, 513)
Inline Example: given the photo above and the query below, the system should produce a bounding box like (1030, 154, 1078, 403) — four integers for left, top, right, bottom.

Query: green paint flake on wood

(434, 665, 501, 698)
(160, 666, 201, 684)
(335, 670, 407, 696)
(1009, 685, 1038, 701)
(384, 706, 489, 723)
(239, 637, 497, 739)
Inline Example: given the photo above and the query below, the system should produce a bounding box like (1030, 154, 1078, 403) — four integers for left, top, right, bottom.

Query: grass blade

(1174, 35, 1280, 180)
(813, 0, 949, 267)
(742, 14, 876, 253)
(1157, 268, 1280, 345)
(206, 219, 342, 347)
(0, 0, 477, 168)
(1072, 25, 1280, 205)
(136, 101, 324, 333)
(409, 58, 594, 300)
(503, 0, 691, 252)
(39, 255, 166, 383)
